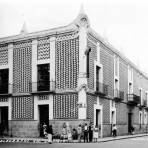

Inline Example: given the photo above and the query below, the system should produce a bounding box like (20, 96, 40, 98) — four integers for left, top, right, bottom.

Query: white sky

(0, 0, 148, 74)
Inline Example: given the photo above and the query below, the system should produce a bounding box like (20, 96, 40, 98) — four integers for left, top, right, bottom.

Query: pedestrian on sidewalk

(43, 123, 47, 137)
(66, 122, 72, 143)
(46, 125, 53, 144)
(84, 123, 88, 142)
(77, 124, 82, 142)
(93, 125, 99, 142)
(88, 123, 93, 142)
(112, 124, 117, 137)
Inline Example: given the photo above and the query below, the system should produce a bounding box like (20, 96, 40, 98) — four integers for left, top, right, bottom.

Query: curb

(0, 134, 148, 144)
(99, 134, 148, 142)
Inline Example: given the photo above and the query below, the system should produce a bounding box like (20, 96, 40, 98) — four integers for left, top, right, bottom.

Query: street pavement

(1, 136, 148, 148)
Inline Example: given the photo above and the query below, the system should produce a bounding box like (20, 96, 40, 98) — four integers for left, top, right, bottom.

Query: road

(1, 137, 148, 148)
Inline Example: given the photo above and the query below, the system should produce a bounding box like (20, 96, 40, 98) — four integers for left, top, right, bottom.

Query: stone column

(32, 40, 38, 120)
(49, 36, 55, 120)
(50, 36, 55, 91)
(32, 40, 37, 92)
(8, 43, 13, 120)
(78, 27, 88, 119)
(8, 43, 13, 94)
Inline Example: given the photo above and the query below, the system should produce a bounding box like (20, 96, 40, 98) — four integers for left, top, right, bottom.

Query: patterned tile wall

(13, 41, 32, 93)
(37, 37, 50, 60)
(55, 35, 79, 90)
(87, 39, 97, 90)
(53, 93, 78, 119)
(87, 94, 97, 123)
(12, 96, 34, 120)
(0, 45, 8, 66)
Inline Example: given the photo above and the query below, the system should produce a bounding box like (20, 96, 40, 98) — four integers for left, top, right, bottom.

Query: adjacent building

(0, 8, 148, 138)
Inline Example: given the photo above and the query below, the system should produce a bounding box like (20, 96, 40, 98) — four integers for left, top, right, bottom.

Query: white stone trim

(32, 40, 37, 92)
(0, 97, 11, 120)
(8, 43, 13, 94)
(110, 100, 116, 124)
(50, 37, 55, 82)
(93, 97, 103, 138)
(34, 95, 53, 120)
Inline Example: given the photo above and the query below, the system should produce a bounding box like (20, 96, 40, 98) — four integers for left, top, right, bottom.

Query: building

(0, 7, 148, 138)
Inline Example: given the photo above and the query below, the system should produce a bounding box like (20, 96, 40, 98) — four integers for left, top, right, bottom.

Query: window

(37, 64, 50, 91)
(96, 66, 100, 91)
(86, 48, 91, 78)
(0, 69, 9, 94)
(139, 112, 142, 129)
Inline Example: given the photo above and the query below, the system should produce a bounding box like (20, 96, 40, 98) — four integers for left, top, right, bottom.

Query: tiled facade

(0, 9, 148, 138)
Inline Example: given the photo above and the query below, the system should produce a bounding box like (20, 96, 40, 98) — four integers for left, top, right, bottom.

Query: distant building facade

(0, 8, 148, 138)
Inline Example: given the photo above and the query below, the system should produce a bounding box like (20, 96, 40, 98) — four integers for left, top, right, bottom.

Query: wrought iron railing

(127, 94, 140, 105)
(31, 81, 55, 93)
(96, 82, 108, 96)
(113, 89, 124, 101)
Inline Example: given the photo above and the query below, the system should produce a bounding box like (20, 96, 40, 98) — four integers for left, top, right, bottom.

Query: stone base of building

(8, 120, 39, 138)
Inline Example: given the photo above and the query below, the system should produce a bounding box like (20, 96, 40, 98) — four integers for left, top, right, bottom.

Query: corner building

(0, 9, 148, 138)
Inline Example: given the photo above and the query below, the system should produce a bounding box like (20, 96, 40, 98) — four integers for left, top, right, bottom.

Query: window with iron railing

(37, 64, 50, 91)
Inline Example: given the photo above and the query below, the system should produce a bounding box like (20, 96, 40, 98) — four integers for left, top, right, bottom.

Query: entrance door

(96, 109, 101, 137)
(0, 107, 8, 135)
(128, 113, 132, 133)
(38, 105, 49, 137)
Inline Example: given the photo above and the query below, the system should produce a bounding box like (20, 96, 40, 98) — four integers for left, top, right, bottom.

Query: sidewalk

(0, 133, 148, 144)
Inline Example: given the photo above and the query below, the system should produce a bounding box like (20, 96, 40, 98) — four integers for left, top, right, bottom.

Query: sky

(0, 0, 148, 74)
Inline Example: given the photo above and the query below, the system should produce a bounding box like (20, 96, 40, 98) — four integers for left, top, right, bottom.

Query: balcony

(143, 99, 148, 110)
(0, 83, 12, 96)
(127, 94, 140, 106)
(95, 82, 108, 96)
(113, 89, 124, 102)
(30, 81, 55, 94)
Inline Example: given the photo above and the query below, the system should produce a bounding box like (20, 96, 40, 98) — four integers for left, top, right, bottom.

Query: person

(112, 124, 117, 137)
(88, 123, 93, 142)
(60, 122, 67, 143)
(77, 124, 82, 142)
(93, 125, 99, 142)
(130, 126, 135, 135)
(84, 123, 88, 142)
(43, 123, 47, 137)
(46, 125, 53, 144)
(66, 122, 72, 142)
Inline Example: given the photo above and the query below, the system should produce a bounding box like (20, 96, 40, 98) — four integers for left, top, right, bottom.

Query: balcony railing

(95, 82, 108, 96)
(0, 83, 12, 96)
(113, 89, 124, 102)
(127, 94, 140, 106)
(31, 81, 55, 94)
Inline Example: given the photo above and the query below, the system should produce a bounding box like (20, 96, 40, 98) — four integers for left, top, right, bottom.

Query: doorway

(38, 105, 49, 137)
(0, 107, 8, 135)
(96, 109, 101, 137)
(128, 113, 133, 134)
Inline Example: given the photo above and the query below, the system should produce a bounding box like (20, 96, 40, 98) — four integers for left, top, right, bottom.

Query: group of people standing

(61, 122, 101, 143)
(41, 122, 101, 143)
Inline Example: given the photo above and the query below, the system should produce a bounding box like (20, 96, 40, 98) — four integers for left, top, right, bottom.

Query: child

(93, 125, 99, 142)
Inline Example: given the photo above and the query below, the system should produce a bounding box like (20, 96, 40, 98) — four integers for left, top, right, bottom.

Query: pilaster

(32, 40, 37, 92)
